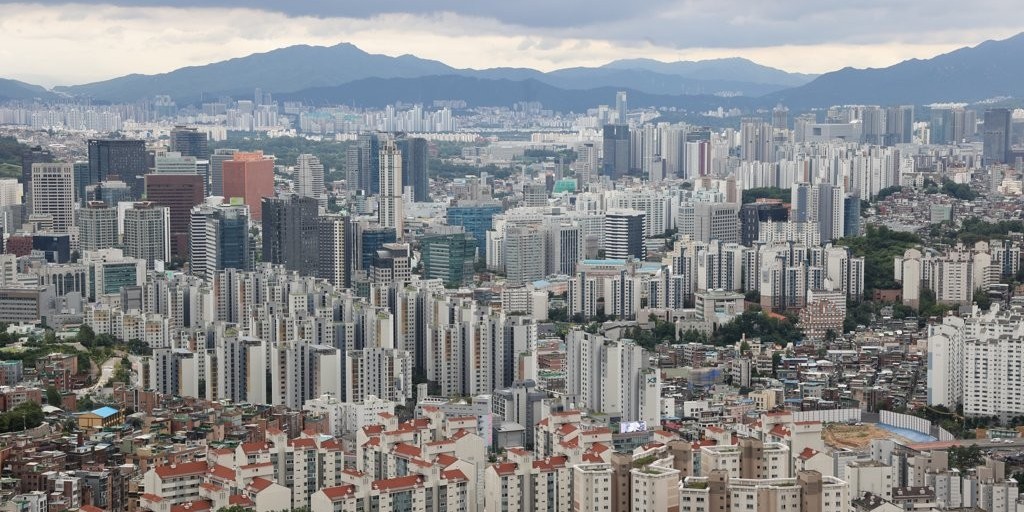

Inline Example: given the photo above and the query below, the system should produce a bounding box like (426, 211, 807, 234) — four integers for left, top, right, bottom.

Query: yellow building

(77, 406, 123, 429)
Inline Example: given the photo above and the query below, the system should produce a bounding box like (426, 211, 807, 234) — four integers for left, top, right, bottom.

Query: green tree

(948, 445, 984, 473)
(973, 288, 993, 311)
(742, 187, 790, 204)
(75, 325, 96, 347)
(45, 386, 61, 406)
(0, 402, 44, 433)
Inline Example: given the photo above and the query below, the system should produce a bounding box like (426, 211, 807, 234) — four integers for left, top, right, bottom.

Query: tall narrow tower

(378, 139, 403, 236)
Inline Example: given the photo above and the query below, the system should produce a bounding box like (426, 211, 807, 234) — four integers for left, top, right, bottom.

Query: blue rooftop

(92, 406, 119, 419)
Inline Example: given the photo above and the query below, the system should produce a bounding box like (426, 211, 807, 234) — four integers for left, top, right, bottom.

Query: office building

(222, 151, 274, 221)
(295, 153, 326, 209)
(189, 202, 250, 278)
(602, 124, 630, 178)
(144, 173, 204, 261)
(21, 145, 53, 193)
(169, 126, 209, 159)
(32, 233, 71, 263)
(604, 209, 646, 260)
(87, 139, 147, 197)
(261, 194, 319, 276)
(398, 137, 429, 202)
(615, 91, 628, 123)
(123, 202, 170, 269)
(422, 233, 477, 288)
(357, 225, 396, 271)
(504, 226, 546, 286)
(378, 139, 404, 235)
(87, 179, 132, 206)
(209, 148, 237, 196)
(153, 151, 197, 174)
(72, 161, 89, 205)
(349, 132, 380, 194)
(447, 201, 503, 259)
(983, 108, 1012, 164)
(30, 163, 75, 233)
(78, 201, 118, 251)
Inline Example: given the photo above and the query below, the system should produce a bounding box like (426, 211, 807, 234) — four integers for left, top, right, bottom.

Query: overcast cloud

(1, 1, 1021, 86)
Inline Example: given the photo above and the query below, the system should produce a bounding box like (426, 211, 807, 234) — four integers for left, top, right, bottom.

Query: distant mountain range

(771, 32, 1024, 108)
(0, 78, 56, 102)
(48, 42, 814, 105)
(7, 33, 1024, 110)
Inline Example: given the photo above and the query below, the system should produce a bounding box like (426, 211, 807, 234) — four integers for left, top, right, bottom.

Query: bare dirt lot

(823, 423, 914, 449)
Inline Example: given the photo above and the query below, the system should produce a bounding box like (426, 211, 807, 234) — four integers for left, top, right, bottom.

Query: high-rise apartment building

(378, 139, 403, 235)
(77, 201, 118, 251)
(123, 202, 170, 269)
(222, 151, 274, 221)
(615, 91, 628, 124)
(316, 214, 349, 288)
(261, 194, 319, 276)
(30, 163, 75, 233)
(295, 153, 325, 209)
(740, 117, 774, 163)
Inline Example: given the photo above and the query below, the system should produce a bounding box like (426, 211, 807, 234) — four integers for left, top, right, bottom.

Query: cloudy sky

(2, 1, 1022, 87)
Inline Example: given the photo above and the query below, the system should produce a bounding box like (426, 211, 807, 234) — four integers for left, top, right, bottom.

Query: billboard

(620, 421, 647, 434)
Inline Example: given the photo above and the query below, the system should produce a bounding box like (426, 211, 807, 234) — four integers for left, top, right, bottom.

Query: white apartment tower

(378, 139, 403, 235)
(296, 153, 326, 209)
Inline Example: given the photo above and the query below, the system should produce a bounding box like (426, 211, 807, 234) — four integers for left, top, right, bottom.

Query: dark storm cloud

(21, 0, 1024, 48)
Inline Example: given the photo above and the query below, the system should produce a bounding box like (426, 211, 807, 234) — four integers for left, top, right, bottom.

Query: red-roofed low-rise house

(143, 461, 209, 505)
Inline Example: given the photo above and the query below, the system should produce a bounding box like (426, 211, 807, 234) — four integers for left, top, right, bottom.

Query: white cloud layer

(0, 2, 1020, 87)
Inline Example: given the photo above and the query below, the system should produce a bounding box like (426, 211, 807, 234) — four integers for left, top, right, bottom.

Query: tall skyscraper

(169, 126, 210, 159)
(884, 105, 914, 145)
(295, 154, 326, 209)
(209, 148, 238, 197)
(87, 139, 148, 197)
(189, 201, 250, 278)
(261, 194, 319, 276)
(615, 91, 628, 124)
(576, 142, 598, 186)
(771, 105, 789, 130)
(604, 210, 646, 260)
(144, 173, 205, 261)
(983, 108, 1012, 164)
(350, 133, 380, 194)
(123, 201, 170, 269)
(72, 161, 90, 206)
(316, 214, 349, 288)
(77, 201, 118, 252)
(21, 146, 52, 191)
(222, 151, 274, 221)
(378, 139, 404, 235)
(397, 137, 429, 202)
(30, 163, 74, 233)
(602, 125, 631, 179)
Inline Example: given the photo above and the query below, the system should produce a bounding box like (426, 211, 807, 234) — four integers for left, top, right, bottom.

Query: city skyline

(1, 1, 1022, 86)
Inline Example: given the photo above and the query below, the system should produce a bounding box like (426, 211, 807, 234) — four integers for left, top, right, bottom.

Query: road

(75, 357, 119, 396)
